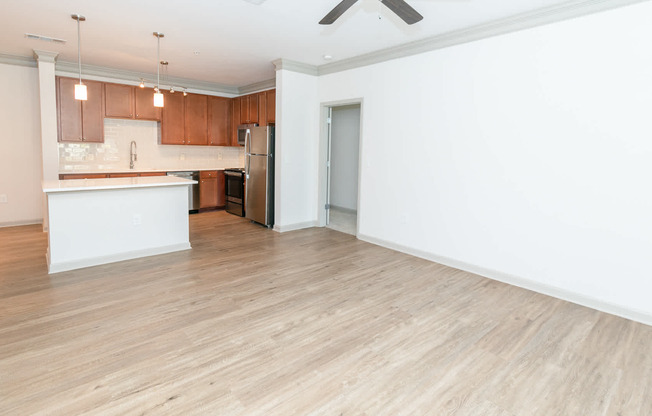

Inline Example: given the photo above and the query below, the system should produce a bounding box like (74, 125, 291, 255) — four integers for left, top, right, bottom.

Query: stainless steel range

(224, 168, 245, 217)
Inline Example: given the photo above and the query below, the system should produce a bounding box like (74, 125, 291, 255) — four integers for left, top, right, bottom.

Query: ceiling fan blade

(381, 0, 423, 25)
(319, 0, 359, 25)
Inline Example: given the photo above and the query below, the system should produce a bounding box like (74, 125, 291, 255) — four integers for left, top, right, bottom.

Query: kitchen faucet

(130, 140, 137, 169)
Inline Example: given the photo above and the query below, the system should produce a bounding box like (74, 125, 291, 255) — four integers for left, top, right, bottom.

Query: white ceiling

(0, 0, 609, 89)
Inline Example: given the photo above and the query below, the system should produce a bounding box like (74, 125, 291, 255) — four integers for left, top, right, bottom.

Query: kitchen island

(42, 176, 197, 274)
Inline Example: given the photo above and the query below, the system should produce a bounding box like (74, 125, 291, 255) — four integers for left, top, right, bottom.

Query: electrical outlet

(132, 214, 142, 226)
(218, 152, 223, 160)
(0, 194, 7, 203)
(180, 153, 186, 161)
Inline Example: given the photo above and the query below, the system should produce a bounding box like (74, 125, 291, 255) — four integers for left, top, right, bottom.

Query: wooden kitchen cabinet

(57, 77, 104, 142)
(208, 96, 231, 146)
(199, 170, 226, 209)
(199, 171, 218, 209)
(104, 83, 161, 121)
(266, 89, 276, 124)
(258, 92, 267, 127)
(59, 173, 108, 180)
(185, 93, 208, 145)
(108, 173, 138, 178)
(239, 94, 259, 124)
(139, 172, 166, 177)
(134, 87, 161, 121)
(161, 92, 209, 146)
(160, 91, 185, 145)
(231, 97, 241, 145)
(104, 83, 133, 118)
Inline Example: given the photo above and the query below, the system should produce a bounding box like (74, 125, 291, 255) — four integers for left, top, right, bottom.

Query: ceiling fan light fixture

(71, 14, 87, 101)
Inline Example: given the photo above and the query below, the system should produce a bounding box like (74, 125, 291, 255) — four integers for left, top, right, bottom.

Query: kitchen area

(57, 76, 275, 214)
(44, 76, 276, 273)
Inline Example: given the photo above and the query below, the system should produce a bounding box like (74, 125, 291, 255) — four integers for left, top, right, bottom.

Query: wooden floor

(1, 211, 651, 416)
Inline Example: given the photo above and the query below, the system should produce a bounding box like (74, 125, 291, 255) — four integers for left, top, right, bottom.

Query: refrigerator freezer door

(246, 154, 270, 225)
(249, 126, 271, 155)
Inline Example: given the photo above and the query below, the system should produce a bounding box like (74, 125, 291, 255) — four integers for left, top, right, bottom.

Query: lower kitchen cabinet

(199, 170, 225, 209)
(108, 173, 138, 178)
(59, 173, 108, 180)
(139, 172, 167, 177)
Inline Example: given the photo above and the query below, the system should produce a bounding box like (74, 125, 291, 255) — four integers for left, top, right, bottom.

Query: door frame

(317, 99, 364, 232)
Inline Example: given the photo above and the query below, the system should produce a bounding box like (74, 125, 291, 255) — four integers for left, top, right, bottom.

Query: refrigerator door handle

(244, 129, 252, 177)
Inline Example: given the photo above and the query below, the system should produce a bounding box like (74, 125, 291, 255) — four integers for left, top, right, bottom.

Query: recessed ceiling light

(323, 54, 333, 61)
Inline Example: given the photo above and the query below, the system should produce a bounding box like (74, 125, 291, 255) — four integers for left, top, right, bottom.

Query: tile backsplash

(59, 118, 244, 172)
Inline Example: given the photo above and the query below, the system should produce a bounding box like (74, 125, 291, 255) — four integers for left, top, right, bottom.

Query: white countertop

(58, 167, 242, 174)
(43, 176, 197, 193)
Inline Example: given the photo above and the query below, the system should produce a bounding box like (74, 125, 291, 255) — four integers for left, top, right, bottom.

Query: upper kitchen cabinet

(104, 83, 161, 121)
(160, 91, 185, 145)
(57, 77, 104, 143)
(185, 94, 208, 145)
(239, 94, 259, 125)
(161, 92, 209, 145)
(266, 89, 276, 124)
(104, 83, 133, 118)
(208, 96, 231, 146)
(231, 97, 241, 145)
(134, 87, 161, 121)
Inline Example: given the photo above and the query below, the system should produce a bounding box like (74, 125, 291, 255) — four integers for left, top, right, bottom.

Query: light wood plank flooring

(1, 211, 651, 415)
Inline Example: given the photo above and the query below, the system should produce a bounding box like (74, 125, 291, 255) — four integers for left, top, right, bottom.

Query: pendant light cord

(77, 15, 82, 84)
(156, 35, 160, 92)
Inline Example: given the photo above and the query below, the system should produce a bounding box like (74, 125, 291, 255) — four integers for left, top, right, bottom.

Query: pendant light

(153, 32, 164, 108)
(71, 14, 87, 101)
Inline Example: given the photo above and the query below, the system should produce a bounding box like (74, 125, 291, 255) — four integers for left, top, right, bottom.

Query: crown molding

(54, 60, 240, 95)
(273, 59, 319, 76)
(318, 0, 646, 75)
(238, 78, 276, 95)
(0, 53, 37, 68)
(32, 50, 59, 64)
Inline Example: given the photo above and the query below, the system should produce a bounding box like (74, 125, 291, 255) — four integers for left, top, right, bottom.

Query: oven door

(225, 171, 244, 204)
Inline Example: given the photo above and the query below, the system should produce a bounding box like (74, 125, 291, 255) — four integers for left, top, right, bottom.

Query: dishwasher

(167, 171, 200, 213)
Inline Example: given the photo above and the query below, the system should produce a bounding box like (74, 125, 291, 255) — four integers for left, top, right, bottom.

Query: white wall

(0, 63, 43, 226)
(291, 2, 652, 324)
(275, 69, 320, 231)
(330, 105, 360, 211)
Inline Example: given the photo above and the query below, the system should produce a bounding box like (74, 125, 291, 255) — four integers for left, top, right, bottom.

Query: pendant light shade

(72, 14, 87, 101)
(74, 83, 87, 100)
(153, 90, 164, 107)
(153, 32, 165, 108)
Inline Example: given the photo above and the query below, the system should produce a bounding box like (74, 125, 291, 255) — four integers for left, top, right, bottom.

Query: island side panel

(46, 185, 191, 273)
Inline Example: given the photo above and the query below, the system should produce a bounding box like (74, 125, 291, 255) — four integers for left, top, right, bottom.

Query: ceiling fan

(320, 0, 423, 25)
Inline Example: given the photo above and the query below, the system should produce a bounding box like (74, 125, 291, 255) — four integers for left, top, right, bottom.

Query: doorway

(324, 103, 361, 236)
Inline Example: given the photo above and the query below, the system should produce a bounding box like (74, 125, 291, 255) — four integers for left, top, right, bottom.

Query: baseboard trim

(274, 220, 319, 233)
(48, 243, 192, 274)
(330, 205, 357, 214)
(358, 233, 652, 327)
(0, 219, 43, 228)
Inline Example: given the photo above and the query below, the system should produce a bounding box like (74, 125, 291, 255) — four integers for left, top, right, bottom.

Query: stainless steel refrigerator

(245, 125, 274, 227)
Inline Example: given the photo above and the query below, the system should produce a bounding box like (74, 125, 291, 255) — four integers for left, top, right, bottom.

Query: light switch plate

(0, 194, 7, 203)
